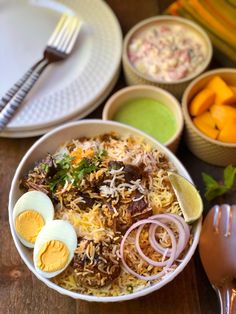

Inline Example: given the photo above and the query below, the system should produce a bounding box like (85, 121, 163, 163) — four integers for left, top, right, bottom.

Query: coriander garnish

(48, 150, 107, 192)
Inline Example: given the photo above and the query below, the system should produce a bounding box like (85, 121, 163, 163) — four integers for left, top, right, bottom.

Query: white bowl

(9, 119, 201, 302)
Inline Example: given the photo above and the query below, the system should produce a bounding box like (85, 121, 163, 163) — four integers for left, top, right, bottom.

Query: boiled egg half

(33, 220, 77, 278)
(13, 191, 54, 248)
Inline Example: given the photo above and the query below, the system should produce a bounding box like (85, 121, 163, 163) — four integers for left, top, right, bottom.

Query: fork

(199, 204, 236, 314)
(0, 13, 81, 131)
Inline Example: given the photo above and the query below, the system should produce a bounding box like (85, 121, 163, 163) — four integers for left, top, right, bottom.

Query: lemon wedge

(168, 172, 203, 223)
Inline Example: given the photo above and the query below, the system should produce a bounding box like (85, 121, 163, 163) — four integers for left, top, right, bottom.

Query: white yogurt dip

(128, 23, 207, 82)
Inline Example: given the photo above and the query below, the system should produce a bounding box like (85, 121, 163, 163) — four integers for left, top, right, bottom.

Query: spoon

(199, 204, 236, 314)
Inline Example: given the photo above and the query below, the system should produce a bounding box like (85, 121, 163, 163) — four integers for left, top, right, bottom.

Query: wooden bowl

(182, 68, 236, 166)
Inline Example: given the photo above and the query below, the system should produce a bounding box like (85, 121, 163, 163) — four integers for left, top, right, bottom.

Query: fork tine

(49, 14, 71, 48)
(65, 19, 82, 54)
(213, 205, 221, 234)
(47, 14, 68, 47)
(222, 204, 232, 237)
(59, 17, 80, 53)
(213, 204, 233, 238)
(56, 16, 77, 51)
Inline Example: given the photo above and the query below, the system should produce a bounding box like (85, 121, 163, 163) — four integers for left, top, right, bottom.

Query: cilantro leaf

(94, 149, 108, 164)
(48, 154, 74, 191)
(49, 170, 68, 191)
(56, 154, 74, 169)
(223, 165, 236, 189)
(98, 149, 108, 158)
(73, 158, 97, 183)
(39, 162, 50, 174)
(48, 153, 99, 192)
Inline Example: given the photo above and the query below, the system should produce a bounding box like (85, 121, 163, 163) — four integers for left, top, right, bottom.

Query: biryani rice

(20, 132, 191, 296)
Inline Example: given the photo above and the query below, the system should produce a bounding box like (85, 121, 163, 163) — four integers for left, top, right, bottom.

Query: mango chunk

(207, 76, 236, 105)
(210, 104, 236, 130)
(193, 111, 216, 128)
(193, 116, 219, 140)
(189, 88, 215, 116)
(218, 121, 236, 143)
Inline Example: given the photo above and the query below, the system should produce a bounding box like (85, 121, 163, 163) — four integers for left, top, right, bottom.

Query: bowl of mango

(182, 68, 236, 166)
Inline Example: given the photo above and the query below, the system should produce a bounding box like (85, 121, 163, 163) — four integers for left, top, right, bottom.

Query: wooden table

(0, 1, 233, 313)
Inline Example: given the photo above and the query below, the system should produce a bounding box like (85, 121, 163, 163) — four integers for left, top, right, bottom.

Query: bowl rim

(8, 119, 201, 302)
(123, 15, 213, 85)
(182, 67, 236, 147)
(102, 84, 184, 147)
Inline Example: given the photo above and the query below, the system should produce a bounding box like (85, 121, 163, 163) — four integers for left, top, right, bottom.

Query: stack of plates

(0, 0, 122, 137)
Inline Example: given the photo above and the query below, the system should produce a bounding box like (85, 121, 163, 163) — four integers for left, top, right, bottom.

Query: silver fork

(0, 13, 82, 131)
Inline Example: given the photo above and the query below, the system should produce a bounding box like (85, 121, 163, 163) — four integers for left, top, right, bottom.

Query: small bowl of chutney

(103, 85, 184, 152)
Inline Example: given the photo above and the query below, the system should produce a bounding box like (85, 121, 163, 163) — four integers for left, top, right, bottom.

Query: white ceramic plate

(0, 0, 122, 134)
(0, 67, 120, 137)
(9, 119, 202, 302)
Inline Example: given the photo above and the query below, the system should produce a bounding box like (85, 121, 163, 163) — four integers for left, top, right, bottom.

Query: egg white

(33, 220, 78, 278)
(13, 191, 54, 248)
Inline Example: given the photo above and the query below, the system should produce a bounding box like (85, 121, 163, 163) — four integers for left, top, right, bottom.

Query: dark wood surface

(0, 1, 233, 313)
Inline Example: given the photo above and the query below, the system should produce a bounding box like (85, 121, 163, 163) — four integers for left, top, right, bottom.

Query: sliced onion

(149, 214, 187, 259)
(120, 214, 191, 281)
(168, 213, 190, 246)
(120, 219, 177, 281)
(135, 223, 176, 267)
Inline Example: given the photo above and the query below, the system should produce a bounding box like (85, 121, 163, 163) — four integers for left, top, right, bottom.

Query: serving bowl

(102, 85, 184, 152)
(182, 68, 236, 166)
(9, 119, 201, 302)
(122, 15, 212, 99)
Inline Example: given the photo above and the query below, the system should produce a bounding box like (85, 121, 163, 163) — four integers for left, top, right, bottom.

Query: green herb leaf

(94, 149, 108, 163)
(73, 158, 97, 184)
(49, 171, 68, 191)
(202, 172, 226, 201)
(202, 172, 219, 189)
(204, 185, 228, 201)
(48, 153, 98, 192)
(223, 165, 236, 189)
(40, 163, 49, 173)
(98, 149, 108, 157)
(56, 154, 74, 169)
(48, 154, 74, 191)
(202, 166, 236, 201)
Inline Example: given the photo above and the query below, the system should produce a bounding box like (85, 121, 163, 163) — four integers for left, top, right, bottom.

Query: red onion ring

(120, 219, 177, 281)
(168, 213, 190, 246)
(135, 222, 177, 267)
(120, 214, 190, 281)
(149, 214, 188, 259)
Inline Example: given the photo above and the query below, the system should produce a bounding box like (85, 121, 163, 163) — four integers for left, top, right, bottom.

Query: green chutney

(114, 98, 177, 143)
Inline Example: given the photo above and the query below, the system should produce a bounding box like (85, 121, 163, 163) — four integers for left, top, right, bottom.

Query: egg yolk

(15, 210, 45, 243)
(37, 240, 69, 272)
